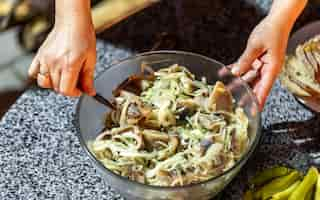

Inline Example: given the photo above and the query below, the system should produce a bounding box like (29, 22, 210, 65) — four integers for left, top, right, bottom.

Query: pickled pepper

(271, 180, 301, 200)
(243, 190, 254, 200)
(254, 170, 300, 200)
(288, 167, 318, 200)
(304, 186, 315, 200)
(315, 174, 320, 200)
(249, 166, 292, 187)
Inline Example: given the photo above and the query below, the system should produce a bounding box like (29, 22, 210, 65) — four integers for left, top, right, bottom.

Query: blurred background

(0, 0, 318, 118)
(0, 0, 52, 117)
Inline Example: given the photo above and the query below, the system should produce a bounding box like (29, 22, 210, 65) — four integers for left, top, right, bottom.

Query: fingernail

(231, 66, 240, 75)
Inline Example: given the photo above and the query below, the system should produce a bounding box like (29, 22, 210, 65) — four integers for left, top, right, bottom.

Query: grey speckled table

(1, 1, 320, 200)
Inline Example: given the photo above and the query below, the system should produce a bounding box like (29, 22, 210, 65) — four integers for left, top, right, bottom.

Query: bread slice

(284, 56, 320, 94)
(279, 72, 311, 97)
(281, 56, 311, 96)
(295, 45, 315, 76)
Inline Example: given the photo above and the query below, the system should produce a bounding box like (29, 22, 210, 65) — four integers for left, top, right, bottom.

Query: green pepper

(243, 190, 254, 200)
(254, 170, 300, 200)
(316, 174, 320, 200)
(249, 166, 292, 187)
(271, 180, 301, 200)
(288, 167, 318, 200)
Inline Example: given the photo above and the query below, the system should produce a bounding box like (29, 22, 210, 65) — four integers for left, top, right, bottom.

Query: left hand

(230, 16, 291, 110)
(28, 8, 96, 97)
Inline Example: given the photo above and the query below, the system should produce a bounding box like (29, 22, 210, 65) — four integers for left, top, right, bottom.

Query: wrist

(55, 0, 92, 27)
(264, 14, 294, 34)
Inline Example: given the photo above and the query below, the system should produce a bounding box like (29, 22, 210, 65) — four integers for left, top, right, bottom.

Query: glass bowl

(76, 51, 261, 200)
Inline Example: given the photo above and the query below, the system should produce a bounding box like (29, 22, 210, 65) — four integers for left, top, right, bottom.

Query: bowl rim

(76, 50, 262, 190)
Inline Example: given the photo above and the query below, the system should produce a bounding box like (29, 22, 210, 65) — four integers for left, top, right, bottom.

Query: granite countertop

(0, 0, 319, 199)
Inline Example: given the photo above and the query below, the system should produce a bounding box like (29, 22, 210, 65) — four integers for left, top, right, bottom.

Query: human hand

(230, 16, 292, 110)
(28, 12, 96, 97)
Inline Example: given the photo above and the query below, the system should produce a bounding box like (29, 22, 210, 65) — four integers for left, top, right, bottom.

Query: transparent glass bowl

(76, 51, 261, 200)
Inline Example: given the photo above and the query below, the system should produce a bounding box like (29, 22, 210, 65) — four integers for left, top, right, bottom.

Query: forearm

(55, 0, 92, 26)
(268, 0, 307, 31)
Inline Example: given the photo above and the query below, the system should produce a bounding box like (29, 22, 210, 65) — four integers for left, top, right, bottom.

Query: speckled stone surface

(1, 1, 320, 200)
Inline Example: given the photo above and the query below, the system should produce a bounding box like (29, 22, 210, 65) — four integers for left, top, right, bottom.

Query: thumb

(232, 43, 264, 76)
(80, 57, 96, 96)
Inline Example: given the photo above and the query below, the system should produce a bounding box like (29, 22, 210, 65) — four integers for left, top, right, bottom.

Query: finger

(28, 54, 40, 78)
(225, 67, 259, 94)
(235, 83, 260, 116)
(239, 74, 260, 106)
(37, 74, 52, 89)
(252, 59, 263, 70)
(39, 63, 50, 75)
(79, 56, 96, 96)
(253, 64, 279, 110)
(50, 66, 62, 92)
(226, 78, 243, 93)
(241, 69, 259, 83)
(238, 93, 251, 107)
(252, 75, 262, 92)
(218, 65, 232, 78)
(59, 64, 82, 97)
(219, 64, 243, 93)
(260, 53, 283, 75)
(252, 79, 263, 110)
(232, 45, 264, 76)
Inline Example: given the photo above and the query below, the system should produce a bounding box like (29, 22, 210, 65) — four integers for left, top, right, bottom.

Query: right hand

(28, 12, 97, 97)
(229, 15, 293, 110)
